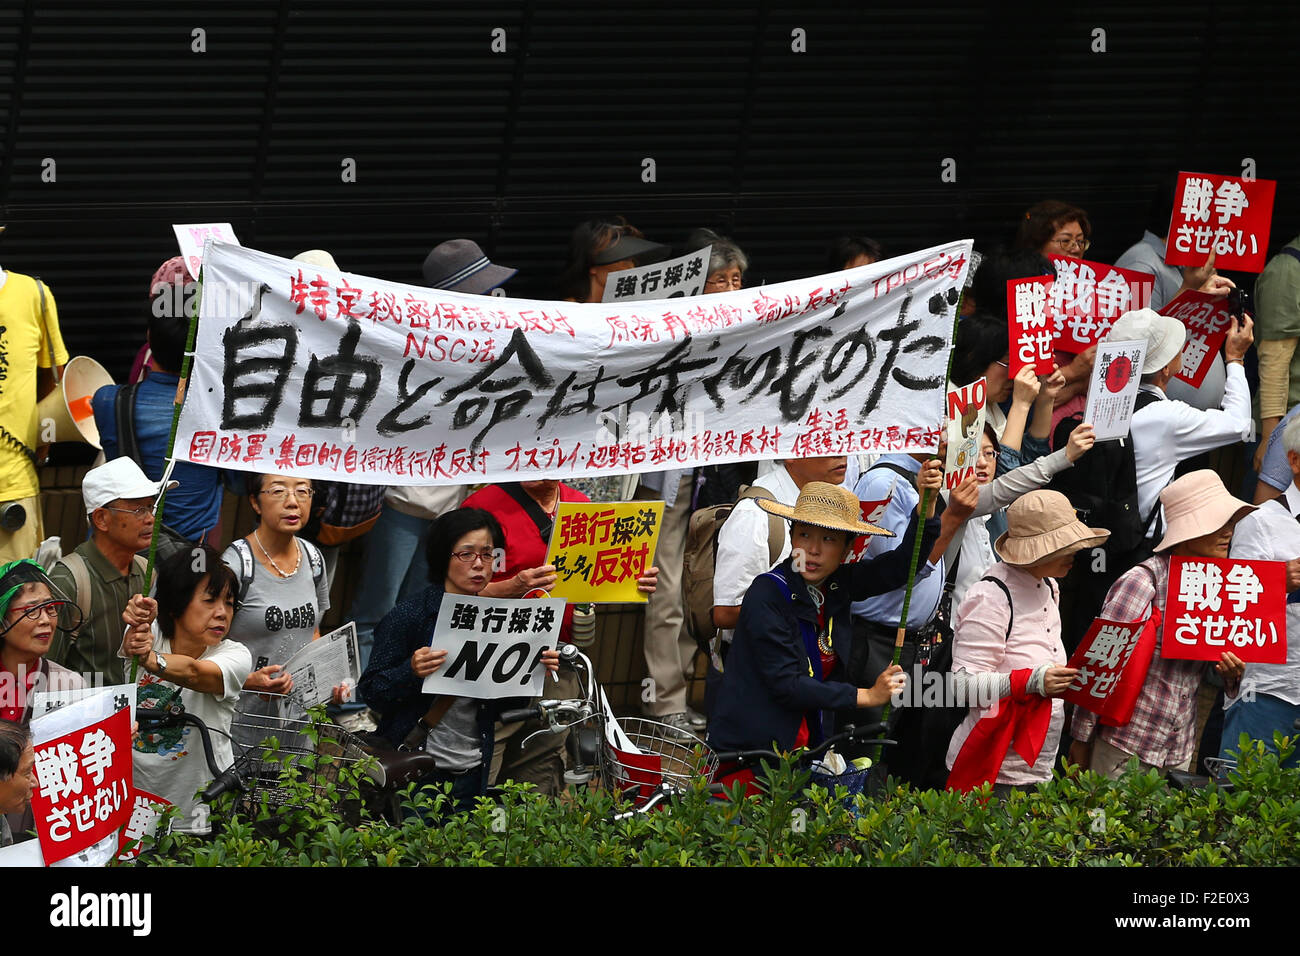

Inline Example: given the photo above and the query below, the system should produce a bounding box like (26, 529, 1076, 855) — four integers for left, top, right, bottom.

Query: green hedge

(131, 734, 1300, 867)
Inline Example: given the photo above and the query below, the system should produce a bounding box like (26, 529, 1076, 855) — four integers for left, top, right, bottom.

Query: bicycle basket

(602, 716, 717, 807)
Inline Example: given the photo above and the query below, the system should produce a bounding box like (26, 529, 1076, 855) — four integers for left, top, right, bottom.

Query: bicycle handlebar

(500, 705, 542, 724)
(136, 710, 227, 782)
(711, 722, 894, 767)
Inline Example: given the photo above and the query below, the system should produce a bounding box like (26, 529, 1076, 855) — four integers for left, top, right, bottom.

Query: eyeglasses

(705, 274, 743, 290)
(1049, 236, 1091, 254)
(8, 600, 69, 623)
(102, 502, 155, 518)
(993, 359, 1010, 369)
(978, 449, 998, 462)
(259, 487, 314, 501)
(451, 549, 495, 565)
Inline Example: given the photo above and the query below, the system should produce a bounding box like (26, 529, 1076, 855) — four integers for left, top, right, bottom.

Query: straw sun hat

(994, 490, 1109, 567)
(755, 482, 894, 538)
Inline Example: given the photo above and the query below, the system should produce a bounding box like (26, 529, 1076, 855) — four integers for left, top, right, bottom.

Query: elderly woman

(945, 490, 1107, 794)
(0, 721, 36, 846)
(359, 507, 560, 813)
(121, 547, 253, 833)
(0, 560, 85, 726)
(688, 227, 749, 293)
(708, 477, 943, 762)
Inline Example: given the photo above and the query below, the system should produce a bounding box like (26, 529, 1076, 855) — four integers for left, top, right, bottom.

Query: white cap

(1107, 308, 1186, 374)
(82, 458, 178, 515)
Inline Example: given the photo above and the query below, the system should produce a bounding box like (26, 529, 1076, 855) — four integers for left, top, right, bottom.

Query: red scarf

(946, 669, 1053, 793)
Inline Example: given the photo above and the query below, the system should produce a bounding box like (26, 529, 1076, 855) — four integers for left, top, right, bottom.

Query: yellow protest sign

(544, 500, 664, 603)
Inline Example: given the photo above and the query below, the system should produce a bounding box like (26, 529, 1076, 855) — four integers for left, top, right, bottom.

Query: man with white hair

(1223, 414, 1300, 768)
(1108, 307, 1255, 545)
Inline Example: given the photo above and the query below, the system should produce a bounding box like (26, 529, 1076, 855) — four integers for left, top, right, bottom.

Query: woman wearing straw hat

(1070, 470, 1250, 779)
(707, 474, 943, 759)
(945, 490, 1107, 794)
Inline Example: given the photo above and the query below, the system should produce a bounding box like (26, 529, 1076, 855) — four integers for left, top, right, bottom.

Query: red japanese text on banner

(30, 707, 133, 866)
(1048, 256, 1154, 352)
(1063, 618, 1152, 725)
(1162, 556, 1287, 664)
(1160, 290, 1235, 389)
(1165, 172, 1277, 273)
(174, 240, 971, 485)
(1006, 276, 1056, 376)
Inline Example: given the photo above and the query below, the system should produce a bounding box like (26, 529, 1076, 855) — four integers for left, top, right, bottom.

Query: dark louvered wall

(2, 0, 1297, 399)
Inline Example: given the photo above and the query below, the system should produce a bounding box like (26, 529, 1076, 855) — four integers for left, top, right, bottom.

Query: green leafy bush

(130, 732, 1300, 867)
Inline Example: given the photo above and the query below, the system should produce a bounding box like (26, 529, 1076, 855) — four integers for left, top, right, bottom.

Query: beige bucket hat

(994, 490, 1109, 566)
(755, 481, 894, 538)
(1153, 470, 1256, 552)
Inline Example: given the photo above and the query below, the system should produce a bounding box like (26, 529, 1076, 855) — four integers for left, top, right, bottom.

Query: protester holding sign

(0, 560, 85, 727)
(464, 479, 659, 793)
(949, 312, 1058, 472)
(121, 548, 253, 833)
(1106, 308, 1254, 546)
(221, 474, 331, 747)
(358, 508, 560, 812)
(708, 481, 942, 762)
(1070, 471, 1250, 778)
(1253, 235, 1300, 473)
(946, 491, 1107, 794)
(1222, 415, 1300, 768)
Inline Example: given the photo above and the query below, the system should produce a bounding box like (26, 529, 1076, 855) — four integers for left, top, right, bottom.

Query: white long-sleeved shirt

(1228, 483, 1300, 706)
(1131, 361, 1253, 528)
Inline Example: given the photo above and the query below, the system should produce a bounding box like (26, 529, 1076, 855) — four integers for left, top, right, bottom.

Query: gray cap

(422, 239, 516, 294)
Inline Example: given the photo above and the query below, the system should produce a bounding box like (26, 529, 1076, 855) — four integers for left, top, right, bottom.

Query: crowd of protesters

(2, 194, 1300, 850)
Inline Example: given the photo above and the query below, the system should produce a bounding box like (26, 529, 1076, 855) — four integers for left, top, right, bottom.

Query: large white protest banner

(174, 239, 972, 485)
(421, 594, 565, 699)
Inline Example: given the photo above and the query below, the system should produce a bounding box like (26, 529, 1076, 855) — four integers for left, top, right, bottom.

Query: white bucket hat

(1107, 308, 1186, 374)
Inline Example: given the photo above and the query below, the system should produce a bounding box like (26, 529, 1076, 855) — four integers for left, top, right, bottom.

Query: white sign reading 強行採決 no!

(174, 239, 973, 485)
(421, 594, 567, 699)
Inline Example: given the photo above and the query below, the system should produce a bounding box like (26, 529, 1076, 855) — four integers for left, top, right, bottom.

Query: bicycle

(498, 642, 897, 817)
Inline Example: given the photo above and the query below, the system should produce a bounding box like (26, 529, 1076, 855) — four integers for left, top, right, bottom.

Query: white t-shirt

(131, 628, 252, 833)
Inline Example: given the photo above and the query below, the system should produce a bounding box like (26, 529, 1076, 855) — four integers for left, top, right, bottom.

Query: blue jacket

(358, 585, 527, 786)
(708, 511, 940, 753)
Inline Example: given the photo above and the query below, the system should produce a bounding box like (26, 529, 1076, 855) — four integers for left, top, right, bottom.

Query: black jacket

(708, 511, 940, 752)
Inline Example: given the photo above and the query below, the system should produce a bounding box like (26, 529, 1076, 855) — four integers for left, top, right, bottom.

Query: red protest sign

(117, 788, 172, 861)
(1006, 276, 1056, 376)
(1048, 256, 1155, 352)
(1162, 556, 1287, 663)
(30, 706, 133, 865)
(844, 494, 893, 563)
(1160, 290, 1234, 388)
(1063, 618, 1156, 725)
(1165, 172, 1276, 273)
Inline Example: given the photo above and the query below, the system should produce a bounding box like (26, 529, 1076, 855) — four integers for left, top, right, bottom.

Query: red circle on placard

(1105, 354, 1132, 393)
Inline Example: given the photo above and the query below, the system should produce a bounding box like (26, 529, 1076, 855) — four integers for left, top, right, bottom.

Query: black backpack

(1047, 390, 1164, 556)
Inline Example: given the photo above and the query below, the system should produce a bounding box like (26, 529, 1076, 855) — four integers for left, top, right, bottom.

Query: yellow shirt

(0, 271, 69, 499)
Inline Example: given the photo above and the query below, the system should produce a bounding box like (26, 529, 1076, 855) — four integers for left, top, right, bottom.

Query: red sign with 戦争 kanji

(30, 706, 133, 865)
(1162, 557, 1287, 663)
(844, 494, 894, 563)
(1063, 618, 1157, 725)
(1007, 276, 1057, 376)
(1165, 172, 1277, 273)
(1047, 257, 1155, 352)
(116, 788, 172, 861)
(1160, 290, 1235, 389)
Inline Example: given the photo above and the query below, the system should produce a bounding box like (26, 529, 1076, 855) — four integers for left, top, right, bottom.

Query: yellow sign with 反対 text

(543, 500, 664, 603)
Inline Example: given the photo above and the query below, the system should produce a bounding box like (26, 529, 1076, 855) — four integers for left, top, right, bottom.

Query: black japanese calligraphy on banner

(175, 239, 972, 485)
(422, 594, 565, 699)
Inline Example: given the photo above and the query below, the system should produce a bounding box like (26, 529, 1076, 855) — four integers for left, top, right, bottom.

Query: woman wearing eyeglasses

(0, 560, 85, 727)
(221, 474, 333, 746)
(359, 507, 560, 813)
